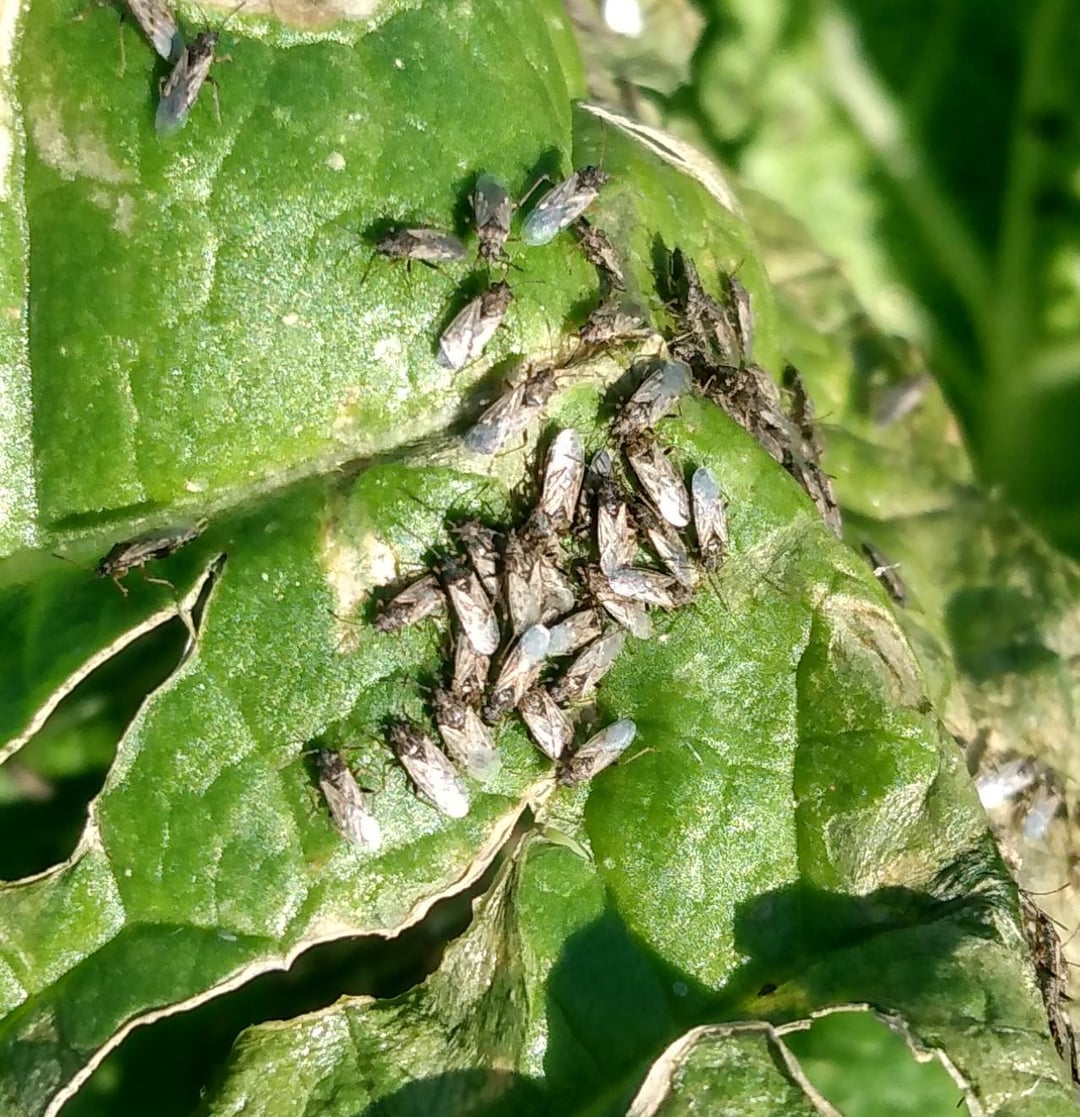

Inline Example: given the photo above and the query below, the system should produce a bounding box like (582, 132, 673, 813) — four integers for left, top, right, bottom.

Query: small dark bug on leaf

(521, 166, 610, 247)
(472, 174, 514, 266)
(437, 281, 514, 371)
(316, 749, 382, 852)
(155, 31, 220, 135)
(559, 718, 637, 785)
(95, 521, 205, 594)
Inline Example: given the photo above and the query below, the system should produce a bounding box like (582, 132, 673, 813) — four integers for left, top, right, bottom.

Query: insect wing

(561, 719, 637, 784)
(485, 624, 550, 720)
(518, 688, 574, 760)
(645, 520, 696, 589)
(127, 0, 183, 61)
(453, 520, 501, 599)
(439, 283, 511, 370)
(537, 554, 577, 623)
(625, 439, 690, 528)
(464, 381, 528, 455)
(473, 174, 513, 261)
(390, 725, 470, 818)
(606, 567, 678, 609)
(521, 168, 605, 246)
(504, 533, 545, 635)
(596, 499, 636, 576)
(547, 609, 602, 657)
(574, 220, 624, 289)
(156, 32, 217, 135)
(551, 628, 626, 704)
(540, 429, 585, 527)
(615, 360, 692, 437)
(375, 573, 447, 632)
(451, 635, 490, 705)
(726, 276, 754, 360)
(438, 295, 486, 371)
(579, 299, 647, 346)
(433, 690, 500, 781)
(591, 575, 652, 639)
(316, 751, 382, 851)
(691, 467, 728, 563)
(861, 542, 906, 606)
(379, 227, 467, 263)
(96, 520, 204, 578)
(443, 564, 500, 655)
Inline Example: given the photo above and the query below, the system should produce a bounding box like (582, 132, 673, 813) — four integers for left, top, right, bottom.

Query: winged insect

(690, 467, 727, 565)
(605, 566, 680, 609)
(782, 365, 817, 447)
(641, 511, 696, 588)
(155, 30, 220, 134)
(861, 542, 906, 606)
(374, 572, 447, 633)
(432, 688, 500, 780)
(518, 688, 574, 760)
(502, 529, 545, 635)
(472, 173, 513, 265)
(537, 553, 577, 623)
(613, 359, 692, 440)
(550, 627, 626, 704)
(376, 227, 467, 267)
(451, 634, 490, 707)
(96, 520, 204, 594)
(573, 218, 624, 291)
(388, 723, 470, 818)
(670, 249, 741, 367)
(316, 749, 382, 851)
(559, 718, 637, 785)
(587, 567, 652, 638)
(596, 496, 636, 577)
(464, 365, 558, 456)
(539, 428, 585, 529)
(437, 281, 513, 371)
(442, 559, 500, 655)
(724, 274, 754, 361)
(451, 520, 500, 600)
(578, 298, 648, 347)
(483, 624, 551, 723)
(624, 434, 691, 528)
(521, 165, 610, 246)
(547, 608, 602, 657)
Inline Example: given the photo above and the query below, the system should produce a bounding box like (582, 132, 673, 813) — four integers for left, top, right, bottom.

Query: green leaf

(0, 0, 1075, 1113)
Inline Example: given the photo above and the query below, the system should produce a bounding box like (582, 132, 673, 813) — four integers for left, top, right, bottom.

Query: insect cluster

(311, 170, 878, 850)
(320, 348, 743, 850)
(370, 164, 613, 373)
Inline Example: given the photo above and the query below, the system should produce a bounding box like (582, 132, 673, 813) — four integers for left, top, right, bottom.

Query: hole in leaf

(0, 619, 190, 880)
(781, 1009, 971, 1117)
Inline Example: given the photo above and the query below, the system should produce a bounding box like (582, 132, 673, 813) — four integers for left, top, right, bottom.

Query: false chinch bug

(95, 521, 205, 595)
(388, 723, 470, 819)
(623, 434, 691, 529)
(432, 688, 500, 781)
(463, 365, 558, 456)
(316, 749, 382, 852)
(437, 281, 513, 371)
(559, 718, 637, 785)
(472, 174, 514, 266)
(374, 573, 448, 633)
(520, 166, 610, 247)
(155, 30, 220, 135)
(690, 467, 727, 567)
